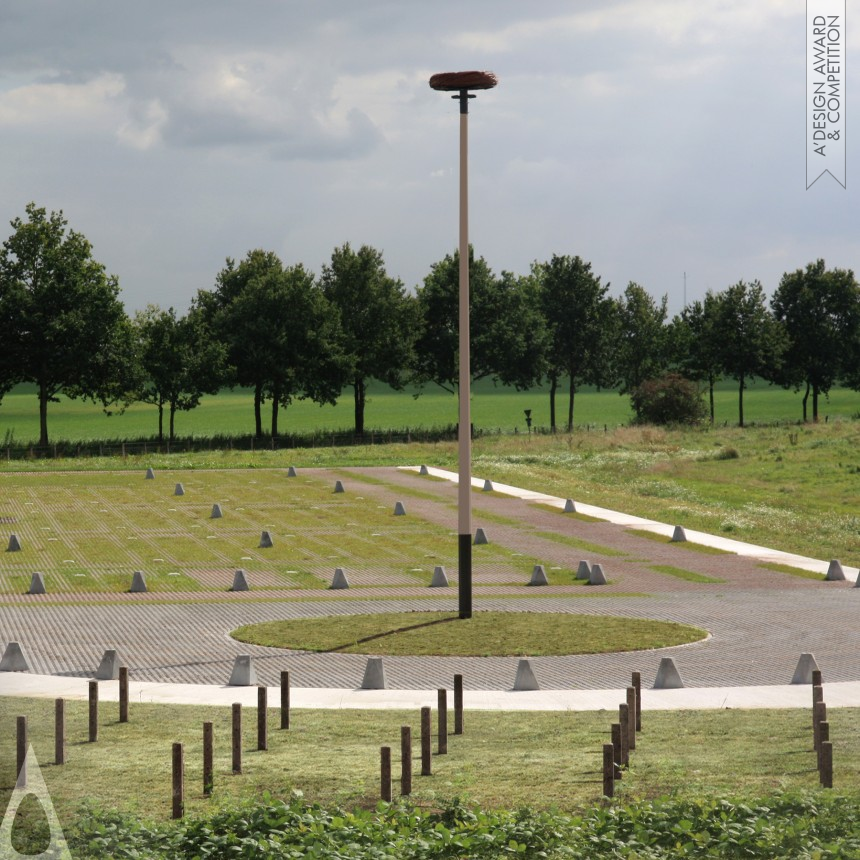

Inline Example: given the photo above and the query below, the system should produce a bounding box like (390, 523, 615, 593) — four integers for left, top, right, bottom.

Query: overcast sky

(1, 1, 857, 316)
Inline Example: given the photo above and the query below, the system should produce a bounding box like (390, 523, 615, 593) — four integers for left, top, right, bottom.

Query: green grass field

(3, 378, 860, 445)
(2, 697, 857, 823)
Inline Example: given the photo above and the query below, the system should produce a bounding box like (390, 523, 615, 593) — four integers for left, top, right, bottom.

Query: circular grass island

(232, 611, 707, 657)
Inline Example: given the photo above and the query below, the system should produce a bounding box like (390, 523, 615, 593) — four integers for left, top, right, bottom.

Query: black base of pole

(458, 533, 472, 619)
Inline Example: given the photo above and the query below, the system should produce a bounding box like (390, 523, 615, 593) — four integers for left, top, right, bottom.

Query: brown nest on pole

(429, 71, 498, 91)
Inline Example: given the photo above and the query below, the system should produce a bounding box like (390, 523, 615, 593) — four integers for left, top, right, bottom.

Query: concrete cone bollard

(671, 525, 687, 542)
(334, 480, 345, 493)
(474, 528, 488, 545)
(174, 483, 185, 496)
(430, 566, 449, 587)
(210, 504, 223, 519)
(791, 653, 820, 684)
(529, 565, 549, 586)
(563, 498, 576, 513)
(393, 501, 406, 516)
(361, 657, 387, 689)
(130, 571, 147, 593)
(653, 657, 685, 689)
(576, 560, 591, 580)
(287, 466, 297, 477)
(28, 572, 46, 594)
(331, 568, 350, 589)
(7, 534, 21, 552)
(419, 465, 429, 475)
(589, 563, 607, 585)
(0, 642, 29, 672)
(145, 467, 155, 479)
(826, 559, 846, 581)
(514, 659, 540, 691)
(96, 649, 121, 680)
(259, 531, 273, 548)
(231, 569, 250, 592)
(228, 656, 257, 686)
(483, 479, 494, 492)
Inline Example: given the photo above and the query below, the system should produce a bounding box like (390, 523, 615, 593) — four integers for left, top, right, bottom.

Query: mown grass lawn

(2, 697, 857, 825)
(231, 611, 707, 656)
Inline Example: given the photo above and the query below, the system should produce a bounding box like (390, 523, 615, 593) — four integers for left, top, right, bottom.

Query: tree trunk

(738, 374, 745, 428)
(802, 381, 810, 423)
(38, 383, 50, 447)
(549, 374, 557, 433)
(354, 377, 366, 437)
(812, 383, 819, 422)
(169, 402, 176, 442)
(708, 374, 715, 425)
(567, 375, 576, 432)
(271, 386, 280, 438)
(254, 383, 263, 437)
(157, 399, 164, 443)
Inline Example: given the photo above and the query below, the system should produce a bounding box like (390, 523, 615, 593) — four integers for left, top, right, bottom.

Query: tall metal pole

(457, 89, 472, 619)
(429, 70, 497, 621)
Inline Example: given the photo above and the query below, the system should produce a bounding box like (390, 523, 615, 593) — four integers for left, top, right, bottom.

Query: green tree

(319, 243, 415, 436)
(615, 282, 668, 419)
(535, 254, 616, 432)
(771, 259, 860, 422)
(200, 250, 344, 437)
(0, 203, 136, 446)
(669, 292, 723, 424)
(133, 305, 226, 442)
(713, 280, 785, 427)
(412, 248, 546, 395)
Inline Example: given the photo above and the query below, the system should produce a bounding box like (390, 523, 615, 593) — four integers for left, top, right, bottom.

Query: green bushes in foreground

(63, 792, 860, 859)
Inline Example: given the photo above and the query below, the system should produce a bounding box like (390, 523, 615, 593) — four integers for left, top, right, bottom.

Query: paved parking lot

(2, 466, 858, 691)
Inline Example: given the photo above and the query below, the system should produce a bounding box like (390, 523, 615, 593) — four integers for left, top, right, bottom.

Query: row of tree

(2, 203, 859, 446)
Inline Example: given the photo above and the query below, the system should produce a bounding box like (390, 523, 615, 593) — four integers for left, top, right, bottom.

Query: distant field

(2, 378, 859, 444)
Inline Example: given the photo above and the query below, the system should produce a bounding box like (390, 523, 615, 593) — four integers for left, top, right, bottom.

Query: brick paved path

(2, 467, 858, 690)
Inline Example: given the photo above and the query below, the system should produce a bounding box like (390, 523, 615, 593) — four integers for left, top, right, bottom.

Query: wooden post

(232, 702, 242, 774)
(812, 685, 824, 729)
(280, 670, 290, 730)
(172, 742, 184, 819)
(89, 680, 99, 743)
(16, 716, 26, 788)
(611, 724, 623, 779)
(602, 743, 615, 797)
(814, 701, 827, 753)
(257, 686, 268, 751)
(119, 666, 129, 723)
(626, 687, 636, 751)
(437, 689, 448, 755)
(820, 741, 833, 788)
(454, 674, 464, 735)
(400, 726, 412, 796)
(420, 706, 432, 776)
(203, 722, 214, 796)
(55, 698, 65, 765)
(812, 669, 822, 689)
(619, 704, 629, 766)
(818, 721, 830, 772)
(380, 746, 392, 802)
(632, 671, 642, 732)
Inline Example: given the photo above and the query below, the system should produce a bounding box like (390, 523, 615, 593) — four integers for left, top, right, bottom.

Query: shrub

(630, 374, 707, 426)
